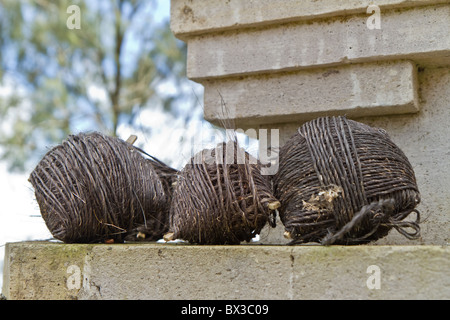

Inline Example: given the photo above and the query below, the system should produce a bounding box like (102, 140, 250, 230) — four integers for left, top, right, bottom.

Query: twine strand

(274, 116, 421, 245)
(29, 132, 176, 243)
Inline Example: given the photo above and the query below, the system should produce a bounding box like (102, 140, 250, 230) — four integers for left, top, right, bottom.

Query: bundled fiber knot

(165, 141, 280, 244)
(273, 116, 421, 245)
(29, 132, 176, 243)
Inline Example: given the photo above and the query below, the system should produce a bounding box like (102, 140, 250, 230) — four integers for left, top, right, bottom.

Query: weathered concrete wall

(172, 0, 450, 245)
(203, 60, 419, 127)
(3, 242, 449, 300)
(179, 3, 450, 80)
(171, 0, 450, 39)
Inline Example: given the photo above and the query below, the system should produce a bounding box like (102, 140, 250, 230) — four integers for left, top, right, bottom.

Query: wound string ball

(273, 116, 421, 245)
(29, 132, 176, 243)
(165, 141, 280, 244)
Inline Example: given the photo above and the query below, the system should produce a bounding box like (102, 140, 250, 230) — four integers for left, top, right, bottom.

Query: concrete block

(185, 4, 450, 80)
(171, 0, 450, 39)
(203, 60, 419, 127)
(3, 241, 449, 300)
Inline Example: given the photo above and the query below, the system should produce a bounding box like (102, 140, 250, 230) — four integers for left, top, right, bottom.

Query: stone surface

(203, 60, 419, 127)
(171, 0, 450, 38)
(3, 241, 449, 300)
(185, 4, 450, 80)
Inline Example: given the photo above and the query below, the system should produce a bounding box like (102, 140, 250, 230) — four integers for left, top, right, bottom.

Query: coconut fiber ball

(29, 132, 176, 243)
(165, 141, 280, 244)
(273, 116, 421, 245)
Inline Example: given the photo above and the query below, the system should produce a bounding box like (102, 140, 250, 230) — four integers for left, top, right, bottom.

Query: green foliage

(0, 0, 188, 172)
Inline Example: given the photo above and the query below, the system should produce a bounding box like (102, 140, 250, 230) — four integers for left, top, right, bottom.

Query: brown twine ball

(165, 141, 280, 244)
(29, 132, 176, 243)
(273, 116, 421, 245)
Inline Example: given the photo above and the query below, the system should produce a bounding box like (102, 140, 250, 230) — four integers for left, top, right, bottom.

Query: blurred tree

(0, 0, 188, 171)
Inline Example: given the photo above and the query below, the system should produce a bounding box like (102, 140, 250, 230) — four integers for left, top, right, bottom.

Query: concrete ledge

(171, 0, 450, 39)
(203, 60, 419, 127)
(185, 4, 450, 80)
(3, 241, 449, 299)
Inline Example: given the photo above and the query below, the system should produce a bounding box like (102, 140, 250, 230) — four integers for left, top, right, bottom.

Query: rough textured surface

(185, 4, 450, 79)
(2, 241, 449, 300)
(203, 61, 419, 127)
(171, 0, 450, 38)
(364, 67, 450, 246)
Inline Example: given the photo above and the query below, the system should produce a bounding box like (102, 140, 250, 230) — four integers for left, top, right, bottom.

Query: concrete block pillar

(171, 0, 450, 245)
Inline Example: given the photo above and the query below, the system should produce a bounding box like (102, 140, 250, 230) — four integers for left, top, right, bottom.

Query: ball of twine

(29, 132, 176, 243)
(165, 141, 280, 244)
(273, 116, 421, 245)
